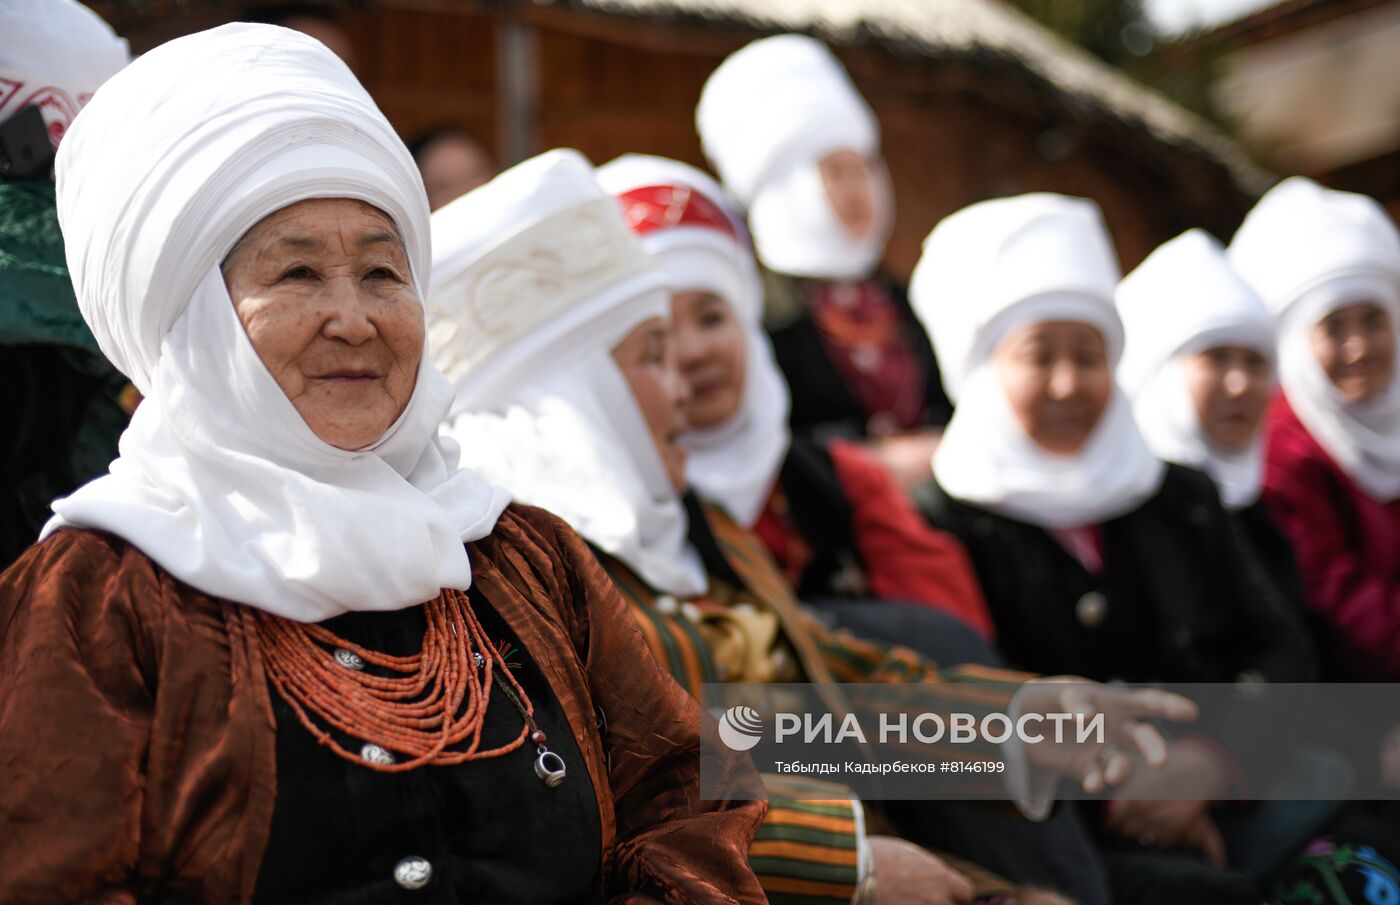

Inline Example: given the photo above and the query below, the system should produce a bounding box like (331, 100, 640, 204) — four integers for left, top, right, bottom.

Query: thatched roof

(509, 0, 1271, 194)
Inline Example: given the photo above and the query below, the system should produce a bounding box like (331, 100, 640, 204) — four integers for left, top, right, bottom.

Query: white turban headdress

(696, 34, 893, 282)
(596, 153, 792, 529)
(0, 0, 129, 149)
(45, 24, 510, 621)
(1229, 177, 1400, 502)
(430, 149, 707, 597)
(1117, 229, 1276, 510)
(911, 193, 1164, 528)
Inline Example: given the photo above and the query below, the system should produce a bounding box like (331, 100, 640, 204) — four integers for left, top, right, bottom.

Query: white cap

(0, 0, 130, 148)
(910, 192, 1124, 401)
(595, 152, 758, 323)
(1228, 176, 1400, 321)
(696, 33, 877, 207)
(1117, 228, 1275, 397)
(429, 148, 667, 412)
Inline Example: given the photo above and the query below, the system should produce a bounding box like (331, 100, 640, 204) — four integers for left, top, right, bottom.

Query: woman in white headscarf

(0, 24, 766, 903)
(1229, 177, 1400, 681)
(0, 0, 131, 569)
(697, 34, 950, 490)
(1116, 229, 1308, 625)
(910, 193, 1317, 902)
(595, 152, 994, 643)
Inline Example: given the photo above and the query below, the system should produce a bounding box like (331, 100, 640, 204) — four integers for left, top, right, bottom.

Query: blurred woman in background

(696, 34, 950, 491)
(1229, 177, 1400, 682)
(0, 0, 131, 571)
(1115, 228, 1307, 621)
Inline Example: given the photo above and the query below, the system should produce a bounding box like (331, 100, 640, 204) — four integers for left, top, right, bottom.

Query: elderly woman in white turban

(697, 34, 950, 490)
(1115, 229, 1308, 626)
(0, 24, 766, 904)
(1229, 177, 1400, 682)
(909, 193, 1318, 904)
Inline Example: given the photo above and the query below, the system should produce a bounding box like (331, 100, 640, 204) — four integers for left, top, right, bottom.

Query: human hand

(1017, 678, 1198, 793)
(1382, 725, 1400, 788)
(1106, 797, 1225, 865)
(867, 836, 975, 905)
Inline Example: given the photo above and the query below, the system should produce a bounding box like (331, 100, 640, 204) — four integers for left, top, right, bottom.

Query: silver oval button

(394, 856, 432, 890)
(361, 744, 395, 766)
(334, 648, 365, 671)
(1075, 591, 1108, 628)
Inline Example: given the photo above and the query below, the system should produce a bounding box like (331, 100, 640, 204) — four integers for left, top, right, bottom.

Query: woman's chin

(687, 396, 740, 430)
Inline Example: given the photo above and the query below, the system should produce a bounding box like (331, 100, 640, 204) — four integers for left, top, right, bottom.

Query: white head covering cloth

(45, 24, 510, 622)
(911, 193, 1165, 528)
(431, 150, 707, 597)
(1229, 177, 1400, 501)
(0, 0, 129, 148)
(597, 153, 792, 528)
(697, 34, 892, 281)
(1117, 229, 1277, 509)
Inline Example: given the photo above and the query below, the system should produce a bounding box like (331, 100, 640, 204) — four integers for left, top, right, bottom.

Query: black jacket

(1234, 498, 1312, 628)
(914, 464, 1316, 685)
(762, 270, 951, 441)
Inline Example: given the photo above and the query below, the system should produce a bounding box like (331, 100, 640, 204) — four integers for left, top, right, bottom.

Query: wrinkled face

(418, 135, 495, 211)
(818, 148, 879, 240)
(995, 321, 1113, 456)
(223, 198, 423, 451)
(612, 316, 692, 491)
(1182, 345, 1272, 453)
(1309, 302, 1396, 404)
(671, 290, 748, 429)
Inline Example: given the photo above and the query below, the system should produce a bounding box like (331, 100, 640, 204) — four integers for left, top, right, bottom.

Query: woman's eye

(282, 266, 315, 281)
(700, 313, 725, 328)
(366, 267, 400, 281)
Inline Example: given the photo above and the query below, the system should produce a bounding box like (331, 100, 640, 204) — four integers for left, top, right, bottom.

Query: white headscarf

(911, 193, 1165, 528)
(596, 153, 792, 529)
(0, 0, 129, 148)
(1116, 229, 1277, 510)
(696, 34, 893, 282)
(45, 24, 510, 622)
(431, 149, 707, 597)
(1230, 177, 1400, 502)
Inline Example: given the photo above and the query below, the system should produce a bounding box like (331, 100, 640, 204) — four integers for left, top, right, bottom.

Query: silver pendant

(534, 747, 567, 788)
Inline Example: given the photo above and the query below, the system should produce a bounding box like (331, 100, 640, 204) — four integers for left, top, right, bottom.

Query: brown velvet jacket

(0, 505, 766, 904)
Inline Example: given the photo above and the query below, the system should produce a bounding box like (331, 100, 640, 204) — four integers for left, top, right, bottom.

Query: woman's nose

(1222, 367, 1249, 397)
(1047, 360, 1080, 400)
(1340, 329, 1369, 365)
(674, 327, 706, 370)
(321, 280, 376, 345)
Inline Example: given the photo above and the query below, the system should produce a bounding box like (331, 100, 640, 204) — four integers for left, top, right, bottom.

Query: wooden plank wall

(108, 2, 1250, 282)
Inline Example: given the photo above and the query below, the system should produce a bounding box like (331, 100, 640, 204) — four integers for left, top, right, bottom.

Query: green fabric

(0, 177, 96, 351)
(0, 178, 128, 569)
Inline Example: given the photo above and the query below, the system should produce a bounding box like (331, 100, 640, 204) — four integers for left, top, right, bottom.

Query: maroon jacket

(1263, 395, 1400, 679)
(0, 506, 766, 904)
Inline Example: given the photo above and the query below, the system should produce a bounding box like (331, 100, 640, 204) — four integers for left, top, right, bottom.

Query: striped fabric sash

(599, 555, 720, 704)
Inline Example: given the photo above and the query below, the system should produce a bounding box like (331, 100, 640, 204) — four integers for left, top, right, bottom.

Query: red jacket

(1263, 395, 1400, 679)
(754, 439, 994, 639)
